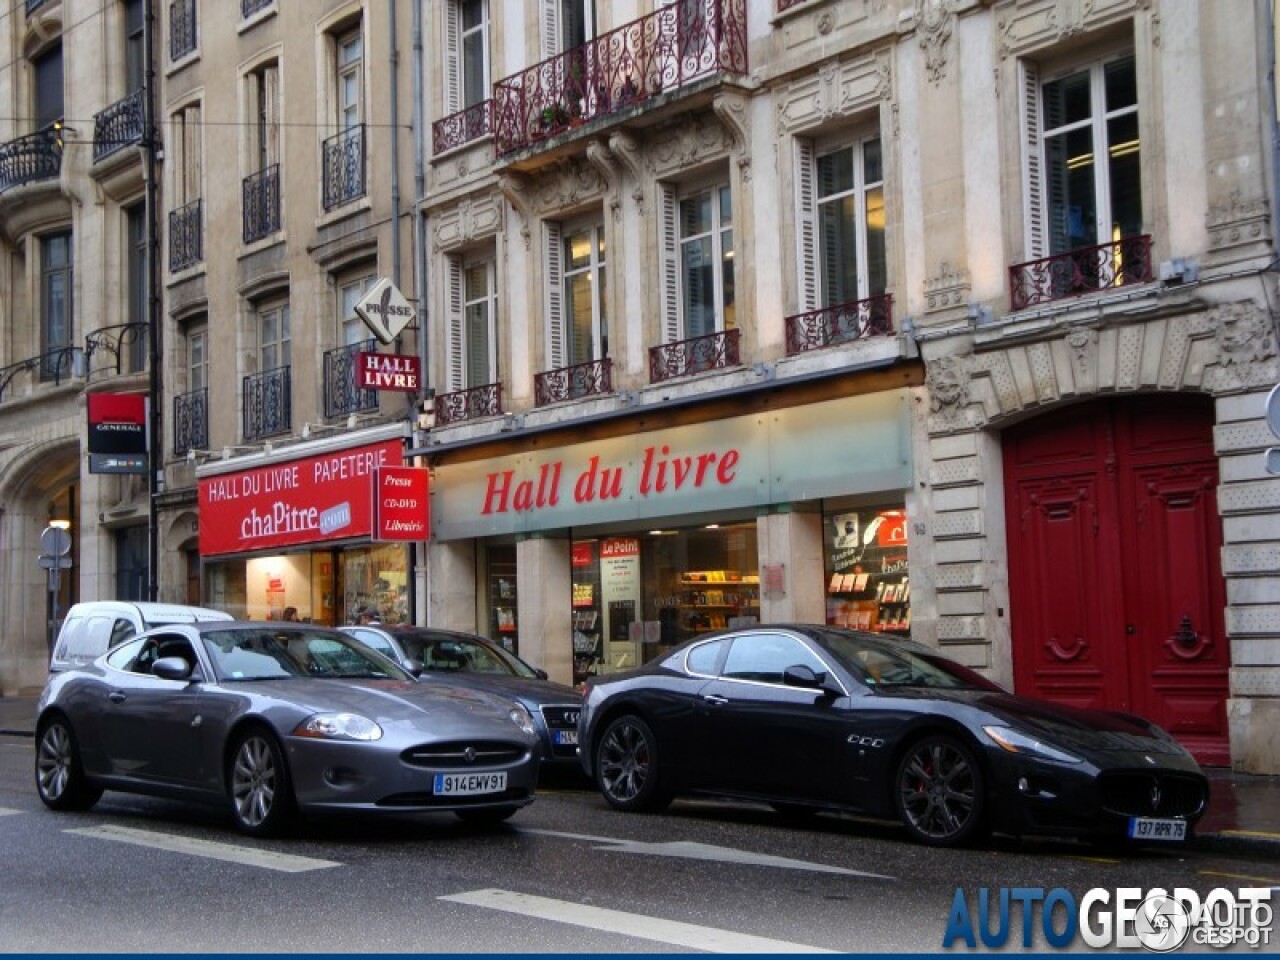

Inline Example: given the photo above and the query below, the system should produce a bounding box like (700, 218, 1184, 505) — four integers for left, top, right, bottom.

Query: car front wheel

(228, 727, 294, 836)
(595, 714, 671, 813)
(894, 735, 986, 847)
(34, 717, 102, 811)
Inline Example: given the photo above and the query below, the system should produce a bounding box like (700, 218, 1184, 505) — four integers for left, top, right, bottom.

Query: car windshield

(398, 634, 537, 678)
(202, 628, 409, 682)
(819, 630, 1003, 691)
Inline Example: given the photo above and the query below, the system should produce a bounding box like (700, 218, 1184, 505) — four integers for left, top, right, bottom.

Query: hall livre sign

(358, 352, 420, 392)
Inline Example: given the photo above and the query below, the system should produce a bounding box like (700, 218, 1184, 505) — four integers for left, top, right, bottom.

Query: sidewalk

(1, 693, 1275, 855)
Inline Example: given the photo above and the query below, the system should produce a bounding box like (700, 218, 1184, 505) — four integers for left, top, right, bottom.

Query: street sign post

(40, 523, 73, 655)
(1266, 384, 1280, 476)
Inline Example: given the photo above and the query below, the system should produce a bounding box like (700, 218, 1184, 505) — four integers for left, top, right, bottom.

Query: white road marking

(440, 888, 838, 954)
(0, 807, 23, 816)
(64, 825, 340, 873)
(522, 828, 892, 879)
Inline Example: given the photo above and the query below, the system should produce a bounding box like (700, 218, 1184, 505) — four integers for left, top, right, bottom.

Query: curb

(0, 728, 33, 738)
(1190, 830, 1280, 859)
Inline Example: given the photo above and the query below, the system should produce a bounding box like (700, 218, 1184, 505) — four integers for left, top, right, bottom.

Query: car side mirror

(404, 658, 424, 678)
(534, 668, 549, 681)
(783, 664, 840, 698)
(152, 656, 194, 682)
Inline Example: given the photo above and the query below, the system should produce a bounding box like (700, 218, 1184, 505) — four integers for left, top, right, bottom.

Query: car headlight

(983, 725, 1082, 765)
(508, 703, 536, 736)
(294, 713, 383, 741)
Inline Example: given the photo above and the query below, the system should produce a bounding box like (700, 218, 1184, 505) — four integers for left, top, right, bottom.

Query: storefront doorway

(1002, 394, 1231, 764)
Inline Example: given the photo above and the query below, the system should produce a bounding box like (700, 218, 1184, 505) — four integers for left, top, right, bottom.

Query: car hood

(881, 686, 1192, 760)
(416, 671, 579, 707)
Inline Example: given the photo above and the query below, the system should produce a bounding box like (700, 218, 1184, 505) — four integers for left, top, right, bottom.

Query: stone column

(757, 510, 825, 625)
(516, 535, 573, 684)
(427, 538, 478, 633)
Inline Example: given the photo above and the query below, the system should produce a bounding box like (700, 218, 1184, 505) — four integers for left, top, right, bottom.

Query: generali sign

(430, 391, 914, 541)
(198, 440, 403, 556)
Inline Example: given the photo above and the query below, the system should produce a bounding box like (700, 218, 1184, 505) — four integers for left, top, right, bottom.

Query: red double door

(1003, 395, 1231, 765)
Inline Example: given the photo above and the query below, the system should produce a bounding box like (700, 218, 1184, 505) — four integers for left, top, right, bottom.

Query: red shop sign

(571, 542, 595, 567)
(198, 440, 402, 556)
(373, 466, 430, 542)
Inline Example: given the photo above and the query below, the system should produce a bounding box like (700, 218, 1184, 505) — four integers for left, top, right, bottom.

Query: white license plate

(1127, 817, 1187, 841)
(553, 729, 578, 746)
(433, 772, 507, 796)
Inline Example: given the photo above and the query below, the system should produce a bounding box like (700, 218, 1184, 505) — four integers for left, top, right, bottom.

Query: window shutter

(1019, 59, 1045, 260)
(444, 0, 461, 116)
(264, 65, 281, 167)
(187, 104, 203, 202)
(541, 0, 560, 58)
(544, 222, 565, 370)
(794, 137, 818, 312)
(446, 256, 465, 391)
(659, 183, 681, 343)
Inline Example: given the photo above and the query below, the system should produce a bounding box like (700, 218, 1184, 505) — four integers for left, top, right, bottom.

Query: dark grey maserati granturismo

(578, 625, 1209, 848)
(35, 622, 541, 835)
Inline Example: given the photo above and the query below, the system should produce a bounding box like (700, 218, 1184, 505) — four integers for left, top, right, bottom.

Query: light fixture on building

(48, 519, 71, 530)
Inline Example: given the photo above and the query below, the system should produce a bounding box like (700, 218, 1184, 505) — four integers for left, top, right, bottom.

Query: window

(445, 0, 490, 114)
(660, 183, 735, 341)
(188, 326, 208, 393)
(545, 221, 607, 369)
(721, 633, 827, 685)
(797, 135, 886, 310)
(170, 104, 203, 206)
(115, 526, 147, 601)
(41, 232, 73, 377)
(1025, 53, 1141, 258)
(33, 44, 64, 130)
(542, 0, 593, 58)
(259, 302, 291, 372)
(339, 274, 376, 345)
(170, 0, 198, 62)
(249, 61, 280, 171)
(124, 0, 145, 93)
(126, 204, 147, 370)
(336, 29, 362, 130)
(446, 256, 497, 390)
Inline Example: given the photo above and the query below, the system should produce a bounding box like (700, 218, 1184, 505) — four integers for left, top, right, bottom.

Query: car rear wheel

(228, 728, 294, 837)
(455, 805, 520, 825)
(595, 714, 671, 813)
(34, 717, 102, 811)
(894, 735, 986, 847)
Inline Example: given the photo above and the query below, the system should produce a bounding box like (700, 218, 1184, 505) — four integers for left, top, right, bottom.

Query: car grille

(539, 704, 581, 756)
(401, 741, 529, 768)
(1098, 771, 1208, 819)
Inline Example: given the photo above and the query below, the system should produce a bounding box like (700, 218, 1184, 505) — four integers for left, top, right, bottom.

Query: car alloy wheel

(894, 736, 986, 846)
(596, 714, 670, 813)
(34, 717, 102, 811)
(229, 729, 293, 836)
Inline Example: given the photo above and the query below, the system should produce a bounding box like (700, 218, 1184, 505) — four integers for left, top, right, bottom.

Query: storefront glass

(570, 521, 759, 684)
(483, 544, 519, 653)
(824, 505, 910, 633)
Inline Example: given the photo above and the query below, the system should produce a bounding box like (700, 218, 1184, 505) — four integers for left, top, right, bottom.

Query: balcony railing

(243, 365, 291, 440)
(0, 346, 83, 403)
(323, 340, 379, 418)
(93, 90, 145, 162)
(433, 100, 492, 155)
(0, 128, 62, 194)
(85, 323, 148, 380)
(170, 0, 197, 61)
(493, 0, 748, 154)
(649, 328, 741, 383)
(169, 199, 202, 272)
(785, 294, 894, 355)
(435, 383, 503, 427)
(173, 387, 208, 456)
(241, 0, 272, 18)
(1009, 235, 1154, 311)
(535, 357, 613, 406)
(242, 164, 280, 244)
(322, 125, 366, 210)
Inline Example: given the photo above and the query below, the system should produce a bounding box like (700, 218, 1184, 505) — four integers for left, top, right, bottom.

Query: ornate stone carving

(1209, 301, 1278, 392)
(927, 356, 973, 432)
(586, 140, 624, 222)
(608, 130, 647, 215)
(1206, 191, 1271, 254)
(924, 261, 971, 313)
(650, 115, 731, 177)
(917, 0, 955, 85)
(432, 194, 504, 252)
(713, 90, 752, 182)
(1064, 326, 1098, 375)
(535, 159, 606, 213)
(496, 174, 533, 249)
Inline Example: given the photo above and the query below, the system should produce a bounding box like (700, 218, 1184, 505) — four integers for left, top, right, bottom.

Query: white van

(50, 601, 233, 674)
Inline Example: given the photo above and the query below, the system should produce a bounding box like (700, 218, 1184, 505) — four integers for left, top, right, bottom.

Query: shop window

(485, 544, 518, 652)
(343, 543, 409, 625)
(825, 506, 910, 634)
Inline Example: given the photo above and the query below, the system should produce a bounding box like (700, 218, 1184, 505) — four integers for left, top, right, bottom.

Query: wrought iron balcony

(243, 365, 291, 440)
(433, 100, 492, 155)
(535, 357, 613, 406)
(242, 164, 280, 244)
(322, 125, 366, 210)
(241, 0, 272, 18)
(1009, 235, 1154, 311)
(85, 323, 148, 380)
(323, 340, 379, 418)
(93, 90, 145, 162)
(173, 387, 208, 456)
(435, 383, 503, 427)
(0, 346, 84, 403)
(785, 294, 894, 355)
(493, 0, 748, 154)
(170, 0, 197, 61)
(0, 128, 62, 194)
(169, 199, 202, 272)
(649, 328, 740, 383)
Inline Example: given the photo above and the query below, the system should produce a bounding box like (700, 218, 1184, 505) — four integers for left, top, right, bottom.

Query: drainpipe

(388, 0, 402, 289)
(144, 0, 162, 601)
(412, 0, 430, 625)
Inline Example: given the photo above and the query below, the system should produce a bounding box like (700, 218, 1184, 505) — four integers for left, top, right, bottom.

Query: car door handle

(108, 691, 127, 704)
(702, 694, 729, 705)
